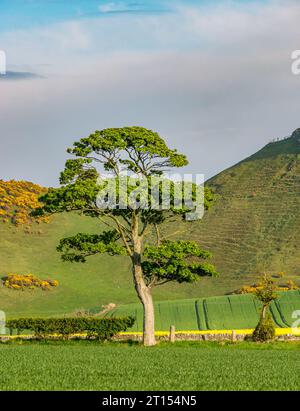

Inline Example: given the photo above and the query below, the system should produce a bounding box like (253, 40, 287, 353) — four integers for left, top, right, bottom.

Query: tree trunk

(141, 282, 156, 347)
(132, 256, 156, 346)
(262, 304, 268, 319)
(131, 214, 156, 346)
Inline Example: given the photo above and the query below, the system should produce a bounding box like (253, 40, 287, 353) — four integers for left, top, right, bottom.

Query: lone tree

(38, 126, 218, 346)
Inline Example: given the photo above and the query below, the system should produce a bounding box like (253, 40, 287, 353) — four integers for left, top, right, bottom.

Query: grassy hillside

(1, 129, 300, 316)
(0, 213, 210, 317)
(180, 129, 300, 294)
(107, 290, 300, 331)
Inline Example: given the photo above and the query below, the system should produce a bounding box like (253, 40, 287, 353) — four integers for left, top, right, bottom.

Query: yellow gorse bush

(3, 274, 59, 291)
(119, 328, 298, 336)
(236, 280, 299, 294)
(0, 180, 49, 225)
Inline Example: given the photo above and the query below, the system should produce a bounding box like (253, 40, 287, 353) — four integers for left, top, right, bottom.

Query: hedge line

(7, 317, 135, 340)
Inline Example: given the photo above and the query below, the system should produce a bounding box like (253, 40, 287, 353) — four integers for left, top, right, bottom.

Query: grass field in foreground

(0, 341, 299, 391)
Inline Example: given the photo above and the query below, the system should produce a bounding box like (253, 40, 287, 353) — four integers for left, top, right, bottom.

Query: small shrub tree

(252, 313, 275, 342)
(252, 273, 277, 342)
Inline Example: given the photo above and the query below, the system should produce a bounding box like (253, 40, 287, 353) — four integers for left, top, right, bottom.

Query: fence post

(231, 330, 237, 342)
(169, 325, 176, 343)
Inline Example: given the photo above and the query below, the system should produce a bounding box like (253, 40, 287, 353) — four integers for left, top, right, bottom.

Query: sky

(0, 0, 300, 186)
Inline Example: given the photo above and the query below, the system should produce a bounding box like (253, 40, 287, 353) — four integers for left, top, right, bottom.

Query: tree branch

(108, 214, 133, 256)
(154, 224, 161, 246)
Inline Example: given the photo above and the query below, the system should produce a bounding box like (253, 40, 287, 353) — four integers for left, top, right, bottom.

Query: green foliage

(36, 126, 192, 216)
(252, 313, 276, 342)
(36, 173, 100, 215)
(7, 317, 134, 340)
(66, 126, 188, 176)
(57, 231, 126, 262)
(36, 126, 213, 221)
(56, 235, 218, 286)
(142, 240, 218, 285)
(254, 273, 278, 306)
(251, 274, 278, 341)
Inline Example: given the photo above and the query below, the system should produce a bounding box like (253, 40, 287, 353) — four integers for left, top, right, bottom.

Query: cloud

(0, 1, 300, 185)
(0, 71, 42, 81)
(97, 1, 168, 15)
(98, 2, 133, 13)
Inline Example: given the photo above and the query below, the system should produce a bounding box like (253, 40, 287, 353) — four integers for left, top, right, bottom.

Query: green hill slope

(0, 213, 210, 317)
(107, 290, 300, 331)
(181, 128, 300, 295)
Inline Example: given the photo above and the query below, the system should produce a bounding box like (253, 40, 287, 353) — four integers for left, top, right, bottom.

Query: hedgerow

(6, 317, 135, 340)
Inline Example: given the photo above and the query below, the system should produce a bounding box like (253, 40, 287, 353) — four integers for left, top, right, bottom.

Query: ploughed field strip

(107, 290, 300, 331)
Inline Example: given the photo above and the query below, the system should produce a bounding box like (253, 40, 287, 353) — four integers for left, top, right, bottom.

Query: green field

(108, 290, 300, 331)
(0, 341, 299, 391)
